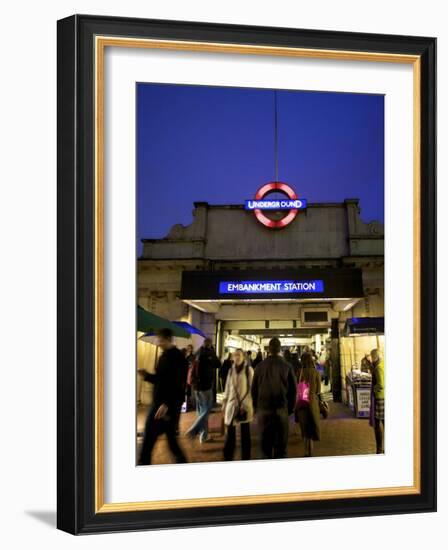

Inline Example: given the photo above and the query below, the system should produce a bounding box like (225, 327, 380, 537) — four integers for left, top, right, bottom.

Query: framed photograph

(57, 15, 436, 534)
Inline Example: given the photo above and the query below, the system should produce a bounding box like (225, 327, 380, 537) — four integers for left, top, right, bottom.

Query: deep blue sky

(137, 83, 384, 247)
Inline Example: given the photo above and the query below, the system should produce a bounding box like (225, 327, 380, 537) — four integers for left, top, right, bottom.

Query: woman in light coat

(296, 352, 321, 457)
(222, 349, 254, 460)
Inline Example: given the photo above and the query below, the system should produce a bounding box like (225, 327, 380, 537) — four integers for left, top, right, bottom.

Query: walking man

(369, 348, 385, 453)
(251, 337, 297, 459)
(138, 328, 188, 465)
(186, 338, 220, 443)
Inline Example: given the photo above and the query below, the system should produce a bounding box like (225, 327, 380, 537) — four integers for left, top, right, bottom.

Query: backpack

(187, 359, 199, 387)
(296, 368, 310, 409)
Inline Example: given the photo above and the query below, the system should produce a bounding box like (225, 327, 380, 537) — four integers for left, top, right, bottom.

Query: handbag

(319, 398, 329, 419)
(232, 365, 250, 422)
(296, 368, 310, 409)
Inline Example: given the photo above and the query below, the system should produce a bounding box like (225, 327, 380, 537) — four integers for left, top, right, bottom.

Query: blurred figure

(369, 349, 385, 453)
(246, 350, 253, 367)
(361, 353, 371, 373)
(251, 337, 297, 459)
(222, 349, 254, 460)
(318, 347, 327, 365)
(138, 328, 188, 465)
(295, 352, 322, 457)
(210, 343, 222, 406)
(184, 344, 196, 411)
(323, 355, 332, 387)
(186, 338, 220, 443)
(283, 349, 292, 366)
(185, 344, 194, 362)
(219, 352, 233, 392)
(290, 352, 301, 378)
(252, 350, 263, 369)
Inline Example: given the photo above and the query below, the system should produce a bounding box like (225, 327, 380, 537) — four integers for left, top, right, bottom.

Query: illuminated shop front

(340, 317, 385, 414)
(137, 192, 384, 404)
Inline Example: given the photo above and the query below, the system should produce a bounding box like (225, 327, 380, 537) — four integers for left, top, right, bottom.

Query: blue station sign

(219, 279, 324, 295)
(181, 269, 364, 301)
(245, 198, 307, 211)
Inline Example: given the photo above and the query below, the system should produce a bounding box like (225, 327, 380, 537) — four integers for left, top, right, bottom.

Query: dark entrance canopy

(181, 268, 364, 301)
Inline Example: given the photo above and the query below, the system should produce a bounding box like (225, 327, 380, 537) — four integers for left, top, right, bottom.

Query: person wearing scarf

(222, 349, 254, 460)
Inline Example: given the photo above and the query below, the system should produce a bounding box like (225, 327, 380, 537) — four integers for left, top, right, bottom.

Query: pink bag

(296, 369, 310, 409)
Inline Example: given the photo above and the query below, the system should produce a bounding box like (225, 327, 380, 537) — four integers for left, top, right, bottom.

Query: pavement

(136, 394, 377, 464)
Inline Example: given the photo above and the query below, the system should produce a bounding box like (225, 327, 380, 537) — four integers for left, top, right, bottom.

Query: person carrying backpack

(185, 338, 220, 443)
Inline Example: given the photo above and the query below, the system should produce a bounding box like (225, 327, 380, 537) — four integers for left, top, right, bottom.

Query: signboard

(245, 199, 307, 211)
(355, 388, 371, 418)
(181, 268, 364, 301)
(246, 181, 307, 229)
(344, 317, 384, 336)
(219, 279, 324, 295)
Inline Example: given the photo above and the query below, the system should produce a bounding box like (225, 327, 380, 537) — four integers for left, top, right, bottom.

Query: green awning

(137, 306, 190, 338)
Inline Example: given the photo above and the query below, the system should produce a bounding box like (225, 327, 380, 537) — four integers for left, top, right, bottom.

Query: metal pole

(274, 90, 279, 182)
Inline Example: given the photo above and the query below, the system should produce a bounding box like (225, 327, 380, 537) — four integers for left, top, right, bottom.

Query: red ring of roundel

(253, 182, 299, 228)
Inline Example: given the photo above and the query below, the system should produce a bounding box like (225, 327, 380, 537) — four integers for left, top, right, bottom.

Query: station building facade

(137, 198, 384, 402)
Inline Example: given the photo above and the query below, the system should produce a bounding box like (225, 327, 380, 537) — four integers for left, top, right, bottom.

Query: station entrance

(183, 297, 362, 401)
(183, 296, 383, 415)
(206, 300, 349, 357)
(181, 267, 371, 404)
(219, 320, 329, 359)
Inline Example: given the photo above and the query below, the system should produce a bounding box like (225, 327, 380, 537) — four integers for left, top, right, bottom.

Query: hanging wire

(274, 90, 279, 182)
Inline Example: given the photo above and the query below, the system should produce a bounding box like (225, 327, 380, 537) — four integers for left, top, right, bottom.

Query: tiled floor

(136, 397, 377, 464)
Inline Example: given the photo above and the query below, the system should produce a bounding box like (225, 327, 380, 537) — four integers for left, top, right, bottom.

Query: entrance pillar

(330, 318, 342, 402)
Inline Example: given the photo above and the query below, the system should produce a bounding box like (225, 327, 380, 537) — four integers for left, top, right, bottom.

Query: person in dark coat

(186, 338, 220, 443)
(138, 328, 189, 465)
(324, 357, 331, 386)
(290, 352, 301, 378)
(252, 350, 263, 369)
(251, 337, 297, 459)
(361, 353, 371, 373)
(219, 352, 233, 392)
(185, 344, 195, 364)
(295, 352, 321, 457)
(184, 344, 195, 411)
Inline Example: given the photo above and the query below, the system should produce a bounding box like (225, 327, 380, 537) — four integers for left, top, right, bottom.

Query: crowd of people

(138, 328, 384, 465)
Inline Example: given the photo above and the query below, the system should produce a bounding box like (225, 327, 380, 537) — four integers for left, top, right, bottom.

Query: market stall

(340, 317, 384, 416)
(345, 369, 372, 417)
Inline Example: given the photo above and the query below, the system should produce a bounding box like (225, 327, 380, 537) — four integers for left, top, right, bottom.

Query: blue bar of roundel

(244, 199, 307, 210)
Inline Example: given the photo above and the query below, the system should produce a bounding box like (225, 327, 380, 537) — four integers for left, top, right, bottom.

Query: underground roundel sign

(244, 182, 307, 229)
